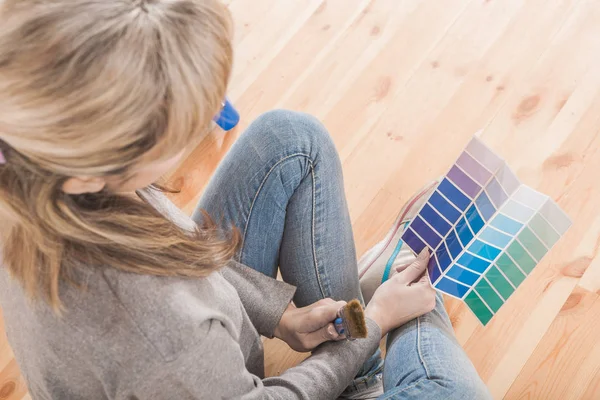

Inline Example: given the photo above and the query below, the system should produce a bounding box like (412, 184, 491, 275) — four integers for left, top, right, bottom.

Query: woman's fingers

(395, 262, 411, 274)
(315, 298, 337, 306)
(397, 248, 430, 284)
(302, 323, 342, 349)
(303, 300, 346, 332)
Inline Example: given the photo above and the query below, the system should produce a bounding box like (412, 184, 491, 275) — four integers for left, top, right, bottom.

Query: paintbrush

(333, 299, 368, 339)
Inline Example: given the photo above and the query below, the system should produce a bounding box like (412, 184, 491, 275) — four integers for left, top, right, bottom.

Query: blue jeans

(195, 110, 491, 399)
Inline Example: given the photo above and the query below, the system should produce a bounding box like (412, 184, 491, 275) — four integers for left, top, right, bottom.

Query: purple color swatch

(447, 166, 481, 198)
(467, 137, 503, 172)
(456, 152, 492, 185)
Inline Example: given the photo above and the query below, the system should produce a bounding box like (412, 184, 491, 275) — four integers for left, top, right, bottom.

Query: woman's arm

(221, 261, 296, 337)
(132, 317, 381, 400)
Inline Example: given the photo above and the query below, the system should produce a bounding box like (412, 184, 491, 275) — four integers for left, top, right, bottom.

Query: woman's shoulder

(1, 265, 243, 365)
(99, 267, 244, 359)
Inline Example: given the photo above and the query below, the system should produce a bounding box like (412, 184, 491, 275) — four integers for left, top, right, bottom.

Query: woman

(0, 0, 491, 398)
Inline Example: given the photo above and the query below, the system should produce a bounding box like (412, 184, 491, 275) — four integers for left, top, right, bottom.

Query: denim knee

(431, 372, 492, 400)
(245, 109, 339, 162)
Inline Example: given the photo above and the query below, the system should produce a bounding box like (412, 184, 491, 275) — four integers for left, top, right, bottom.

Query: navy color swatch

(428, 256, 441, 283)
(412, 216, 442, 248)
(420, 203, 451, 236)
(402, 228, 426, 254)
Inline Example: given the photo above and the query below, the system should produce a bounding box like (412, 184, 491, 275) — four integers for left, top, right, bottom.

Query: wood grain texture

(2, 1, 600, 398)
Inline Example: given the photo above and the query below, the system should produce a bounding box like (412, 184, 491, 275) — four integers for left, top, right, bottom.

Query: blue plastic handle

(213, 98, 240, 131)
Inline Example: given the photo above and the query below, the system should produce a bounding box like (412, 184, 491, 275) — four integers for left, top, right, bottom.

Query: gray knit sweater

(0, 192, 381, 399)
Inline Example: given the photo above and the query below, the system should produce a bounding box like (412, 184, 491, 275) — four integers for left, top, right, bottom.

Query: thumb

(412, 267, 432, 286)
(397, 248, 430, 284)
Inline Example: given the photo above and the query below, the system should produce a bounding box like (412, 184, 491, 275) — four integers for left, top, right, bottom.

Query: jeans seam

(309, 158, 327, 298)
(378, 379, 427, 399)
(417, 317, 432, 380)
(241, 152, 327, 299)
(284, 112, 330, 300)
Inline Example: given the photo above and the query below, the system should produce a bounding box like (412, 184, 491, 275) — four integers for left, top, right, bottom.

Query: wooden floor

(2, 0, 600, 399)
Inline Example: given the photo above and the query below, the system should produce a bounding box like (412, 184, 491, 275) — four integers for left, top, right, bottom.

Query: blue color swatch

(466, 205, 485, 234)
(490, 214, 522, 235)
(446, 265, 480, 286)
(475, 191, 496, 221)
(435, 243, 452, 271)
(457, 252, 490, 273)
(436, 277, 470, 298)
(479, 227, 512, 248)
(456, 217, 474, 247)
(429, 191, 462, 223)
(468, 240, 502, 261)
(438, 179, 471, 210)
(445, 230, 463, 259)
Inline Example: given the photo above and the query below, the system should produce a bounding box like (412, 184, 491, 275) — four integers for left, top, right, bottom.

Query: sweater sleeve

(132, 317, 382, 400)
(221, 262, 296, 338)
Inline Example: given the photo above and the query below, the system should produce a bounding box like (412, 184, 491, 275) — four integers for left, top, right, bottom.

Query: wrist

(365, 303, 389, 337)
(274, 302, 295, 339)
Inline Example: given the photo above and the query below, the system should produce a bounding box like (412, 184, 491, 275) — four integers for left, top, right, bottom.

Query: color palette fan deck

(401, 137, 571, 325)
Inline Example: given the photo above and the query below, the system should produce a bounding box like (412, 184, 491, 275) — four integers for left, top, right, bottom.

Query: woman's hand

(365, 249, 436, 337)
(274, 298, 347, 352)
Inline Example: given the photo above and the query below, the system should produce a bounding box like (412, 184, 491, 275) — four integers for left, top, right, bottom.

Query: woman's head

(0, 0, 238, 309)
(1, 0, 232, 192)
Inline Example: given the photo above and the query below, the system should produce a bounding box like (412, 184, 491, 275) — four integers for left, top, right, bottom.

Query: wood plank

(0, 359, 28, 400)
(340, 0, 527, 223)
(504, 288, 600, 399)
(235, 0, 372, 121)
(582, 370, 600, 400)
(229, 0, 324, 100)
(264, 338, 309, 378)
(482, 89, 600, 398)
(468, 4, 600, 389)
(322, 0, 474, 156)
(279, 0, 424, 117)
(0, 310, 14, 373)
(349, 0, 580, 241)
(167, 127, 240, 212)
(228, 0, 279, 46)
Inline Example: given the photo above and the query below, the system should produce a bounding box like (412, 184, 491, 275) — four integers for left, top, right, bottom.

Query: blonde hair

(0, 0, 238, 310)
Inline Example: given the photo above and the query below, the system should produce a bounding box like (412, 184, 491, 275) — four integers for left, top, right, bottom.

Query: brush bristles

(341, 299, 368, 339)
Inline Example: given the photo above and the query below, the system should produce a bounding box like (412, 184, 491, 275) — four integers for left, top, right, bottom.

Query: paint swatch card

(401, 137, 571, 325)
